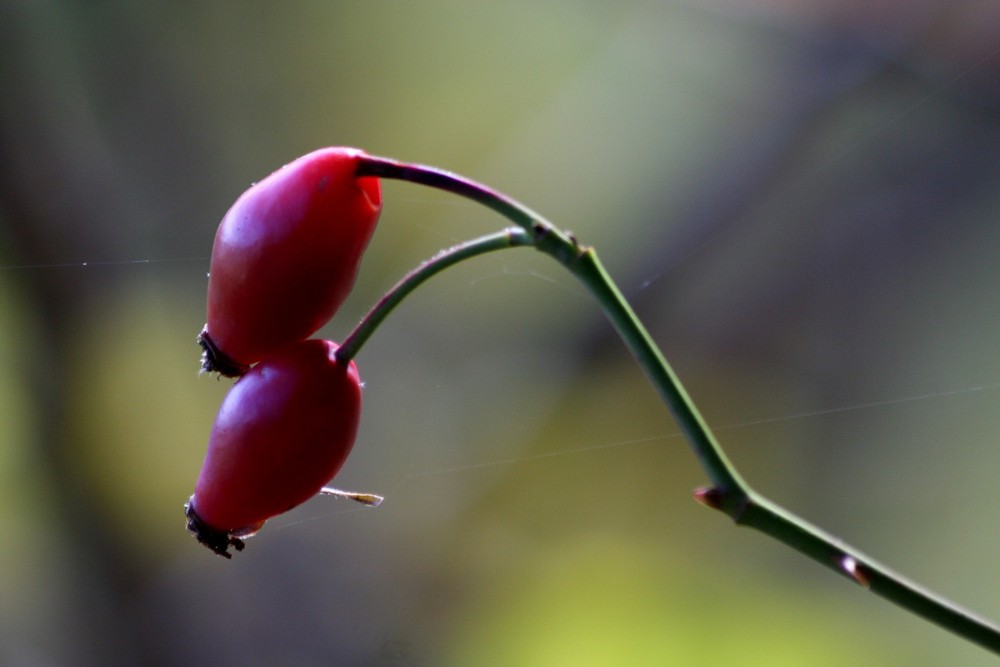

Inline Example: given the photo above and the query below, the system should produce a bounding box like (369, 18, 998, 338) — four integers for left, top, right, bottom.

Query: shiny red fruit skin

(202, 147, 381, 373)
(190, 339, 362, 539)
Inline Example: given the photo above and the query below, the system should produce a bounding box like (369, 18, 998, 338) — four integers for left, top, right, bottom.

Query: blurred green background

(2, 2, 999, 665)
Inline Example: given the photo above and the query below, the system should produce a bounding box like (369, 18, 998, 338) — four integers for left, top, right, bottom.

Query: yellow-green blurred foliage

(1, 2, 998, 665)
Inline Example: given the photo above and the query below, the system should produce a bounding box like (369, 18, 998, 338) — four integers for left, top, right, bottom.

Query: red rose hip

(199, 147, 382, 376)
(186, 339, 364, 557)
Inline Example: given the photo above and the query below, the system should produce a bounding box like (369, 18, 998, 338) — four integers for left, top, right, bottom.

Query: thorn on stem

(840, 556, 871, 589)
(693, 486, 725, 510)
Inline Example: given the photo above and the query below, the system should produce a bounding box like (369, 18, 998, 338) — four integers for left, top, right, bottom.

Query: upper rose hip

(200, 147, 381, 376)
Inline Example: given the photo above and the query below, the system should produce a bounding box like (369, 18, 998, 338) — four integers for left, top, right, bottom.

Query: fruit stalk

(350, 154, 1000, 654)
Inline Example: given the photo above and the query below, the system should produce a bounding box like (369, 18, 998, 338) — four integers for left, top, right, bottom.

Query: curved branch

(353, 154, 1000, 655)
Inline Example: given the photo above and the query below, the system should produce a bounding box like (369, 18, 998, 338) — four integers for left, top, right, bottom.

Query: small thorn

(693, 486, 725, 510)
(840, 556, 870, 589)
(320, 487, 384, 507)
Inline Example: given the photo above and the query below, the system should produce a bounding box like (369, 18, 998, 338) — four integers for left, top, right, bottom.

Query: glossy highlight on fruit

(186, 339, 363, 558)
(199, 147, 382, 376)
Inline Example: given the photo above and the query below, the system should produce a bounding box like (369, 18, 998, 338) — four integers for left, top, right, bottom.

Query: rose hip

(199, 147, 381, 376)
(186, 339, 363, 557)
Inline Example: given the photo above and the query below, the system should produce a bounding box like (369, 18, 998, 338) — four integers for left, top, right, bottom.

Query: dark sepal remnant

(197, 327, 250, 378)
(184, 497, 246, 559)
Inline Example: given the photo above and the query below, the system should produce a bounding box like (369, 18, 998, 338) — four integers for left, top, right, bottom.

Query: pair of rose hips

(185, 148, 382, 558)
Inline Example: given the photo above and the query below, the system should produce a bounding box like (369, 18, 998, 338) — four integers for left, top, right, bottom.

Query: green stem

(740, 494, 1000, 650)
(357, 157, 543, 234)
(354, 155, 1000, 654)
(337, 228, 533, 363)
(566, 245, 746, 496)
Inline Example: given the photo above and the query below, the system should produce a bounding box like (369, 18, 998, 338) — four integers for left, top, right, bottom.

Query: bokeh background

(2, 2, 999, 665)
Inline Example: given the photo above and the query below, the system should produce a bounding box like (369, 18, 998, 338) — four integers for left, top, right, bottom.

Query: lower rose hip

(186, 339, 365, 558)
